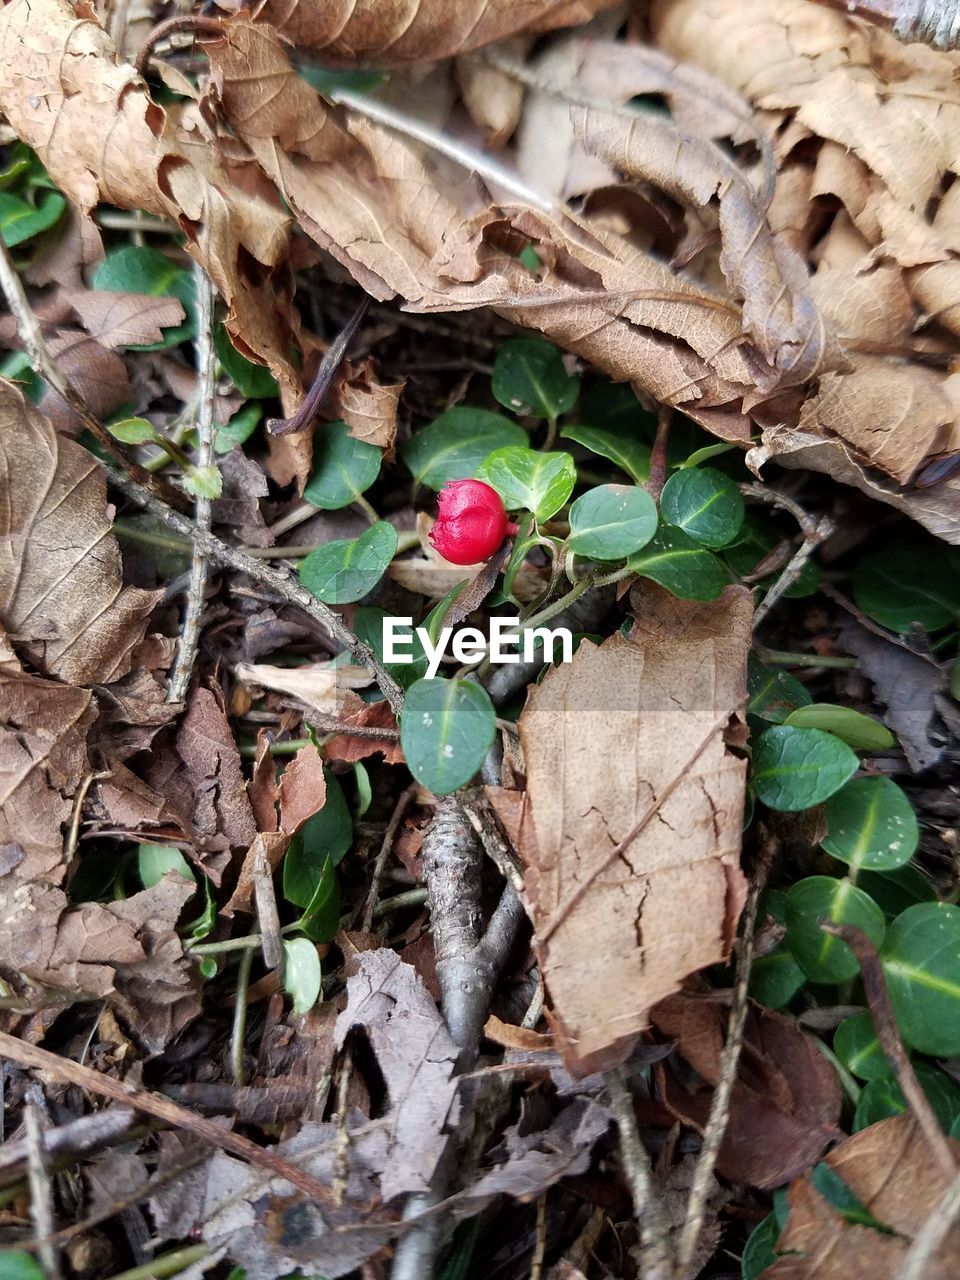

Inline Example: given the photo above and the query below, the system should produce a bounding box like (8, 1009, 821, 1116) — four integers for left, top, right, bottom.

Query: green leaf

(749, 946, 807, 1009)
(400, 677, 496, 795)
(502, 515, 539, 599)
(215, 403, 262, 454)
(492, 337, 579, 420)
(475, 447, 575, 520)
(821, 777, 919, 872)
(752, 726, 859, 811)
(353, 761, 372, 817)
(354, 606, 428, 690)
(834, 1011, 890, 1082)
(747, 656, 812, 724)
(283, 773, 352, 908)
(299, 520, 397, 604)
(282, 937, 322, 1015)
(810, 1164, 894, 1231)
(578, 382, 656, 435)
(741, 1214, 780, 1280)
(299, 64, 386, 95)
(183, 464, 223, 500)
(678, 442, 737, 469)
(215, 325, 279, 398)
(783, 704, 894, 751)
(138, 842, 194, 889)
(659, 466, 745, 548)
(858, 864, 936, 918)
(627, 525, 726, 600)
(854, 1062, 960, 1133)
(108, 416, 157, 445)
(724, 517, 820, 598)
(853, 544, 960, 633)
(784, 875, 885, 983)
(0, 1252, 46, 1280)
(560, 421, 650, 484)
(0, 190, 65, 247)
(567, 485, 657, 560)
(401, 407, 525, 490)
(0, 350, 41, 402)
(303, 421, 381, 510)
(92, 245, 196, 349)
(881, 902, 960, 1056)
(296, 854, 340, 942)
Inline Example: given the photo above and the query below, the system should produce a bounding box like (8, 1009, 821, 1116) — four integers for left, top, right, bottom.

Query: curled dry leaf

(0, 379, 159, 686)
(328, 357, 404, 452)
(498, 583, 750, 1076)
(767, 1113, 960, 1278)
(235, 659, 372, 714)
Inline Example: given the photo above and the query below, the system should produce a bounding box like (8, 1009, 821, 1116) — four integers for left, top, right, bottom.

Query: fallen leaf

(322, 698, 405, 766)
(456, 39, 528, 148)
(329, 357, 404, 452)
(63, 287, 186, 348)
(508, 583, 750, 1076)
(0, 379, 159, 686)
(235, 659, 372, 714)
(335, 948, 460, 1199)
(40, 329, 133, 433)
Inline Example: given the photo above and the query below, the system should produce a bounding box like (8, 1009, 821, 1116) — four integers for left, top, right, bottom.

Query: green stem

(757, 647, 856, 670)
(239, 737, 312, 759)
(229, 942, 254, 1086)
(541, 412, 558, 451)
(353, 493, 379, 524)
(114, 522, 192, 556)
(100, 1246, 210, 1280)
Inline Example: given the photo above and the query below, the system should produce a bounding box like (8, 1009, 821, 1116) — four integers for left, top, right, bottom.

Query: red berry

(429, 479, 518, 565)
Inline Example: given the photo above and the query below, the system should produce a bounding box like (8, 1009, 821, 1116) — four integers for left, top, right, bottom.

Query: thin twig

(675, 861, 769, 1278)
(307, 712, 400, 740)
(894, 1165, 960, 1280)
(133, 14, 224, 75)
(605, 1070, 672, 1280)
(740, 484, 833, 629)
(362, 785, 417, 932)
(167, 266, 217, 703)
(24, 1100, 62, 1280)
(530, 1194, 547, 1280)
(0, 234, 184, 509)
(229, 943, 255, 1087)
(647, 406, 672, 500)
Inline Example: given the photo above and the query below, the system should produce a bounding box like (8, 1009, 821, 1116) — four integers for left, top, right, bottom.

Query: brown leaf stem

(267, 296, 370, 437)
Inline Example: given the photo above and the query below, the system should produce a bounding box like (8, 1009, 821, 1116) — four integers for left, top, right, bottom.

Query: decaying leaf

(335, 948, 460, 1199)
(767, 1113, 960, 1277)
(0, 379, 159, 685)
(504, 583, 750, 1076)
(235, 659, 372, 713)
(328, 357, 404, 452)
(62, 287, 186, 348)
(321, 697, 404, 766)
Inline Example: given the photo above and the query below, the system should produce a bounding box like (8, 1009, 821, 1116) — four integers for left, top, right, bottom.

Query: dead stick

(0, 1031, 339, 1205)
(821, 923, 958, 1182)
(362, 785, 417, 932)
(267, 296, 369, 437)
(605, 1070, 672, 1280)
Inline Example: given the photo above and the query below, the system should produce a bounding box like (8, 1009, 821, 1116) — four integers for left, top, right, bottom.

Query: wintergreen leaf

(659, 466, 745, 548)
(724, 517, 820, 598)
(138, 843, 194, 889)
(834, 1011, 890, 1082)
(0, 350, 41, 402)
(560, 421, 650, 483)
(108, 417, 157, 446)
(296, 853, 340, 942)
(400, 677, 496, 795)
(0, 190, 65, 247)
(627, 526, 726, 600)
(881, 902, 960, 1056)
(578, 382, 656, 435)
(0, 1252, 46, 1280)
(283, 773, 352, 908)
(854, 1062, 960, 1134)
(402, 407, 525, 490)
(749, 946, 806, 1009)
(741, 1215, 780, 1280)
(784, 875, 885, 983)
(810, 1164, 894, 1231)
(567, 484, 657, 560)
(299, 520, 397, 603)
(354, 606, 428, 690)
(853, 545, 960, 633)
(92, 246, 196, 348)
(858, 864, 937, 918)
(476, 447, 575, 520)
(502, 516, 539, 599)
(492, 337, 579, 420)
(821, 777, 918, 872)
(747, 656, 812, 724)
(353, 761, 372, 817)
(783, 704, 894, 751)
(215, 325, 279, 398)
(752, 726, 858, 811)
(303, 420, 381, 510)
(215, 403, 262, 454)
(282, 937, 322, 1015)
(299, 65, 386, 95)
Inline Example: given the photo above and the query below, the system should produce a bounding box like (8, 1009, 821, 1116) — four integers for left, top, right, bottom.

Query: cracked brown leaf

(506, 583, 750, 1076)
(62, 287, 186, 349)
(0, 379, 159, 686)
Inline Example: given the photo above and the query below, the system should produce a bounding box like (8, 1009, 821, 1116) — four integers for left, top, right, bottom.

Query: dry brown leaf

(235, 659, 372, 713)
(62, 287, 186, 349)
(328, 357, 404, 452)
(506, 583, 750, 1076)
(322, 698, 404, 766)
(456, 39, 528, 148)
(0, 379, 159, 686)
(40, 329, 133, 433)
(766, 1113, 960, 1278)
(247, 0, 620, 65)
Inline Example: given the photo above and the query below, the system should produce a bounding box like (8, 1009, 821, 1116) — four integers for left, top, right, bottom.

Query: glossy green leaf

(810, 1164, 893, 1231)
(501, 515, 538, 599)
(752, 726, 859, 811)
(659, 466, 745, 548)
(402, 407, 525, 490)
(108, 417, 157, 445)
(783, 704, 894, 751)
(741, 1215, 780, 1280)
(0, 189, 65, 247)
(138, 842, 194, 889)
(354, 606, 428, 690)
(578, 382, 656, 435)
(215, 403, 262, 454)
(296, 853, 340, 942)
(0, 1253, 46, 1280)
(303, 420, 381, 510)
(492, 337, 579, 420)
(560, 421, 650, 483)
(476, 447, 575, 520)
(298, 64, 386, 95)
(834, 1011, 890, 1082)
(283, 773, 352, 908)
(0, 350, 41, 402)
(627, 525, 726, 600)
(353, 761, 372, 817)
(92, 245, 196, 348)
(747, 656, 812, 724)
(784, 875, 885, 983)
(858, 864, 937, 919)
(283, 937, 322, 1015)
(854, 1062, 960, 1133)
(400, 676, 496, 795)
(881, 902, 960, 1056)
(299, 520, 397, 603)
(821, 777, 918, 872)
(749, 946, 806, 1009)
(567, 484, 657, 560)
(853, 545, 960, 633)
(215, 325, 279, 398)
